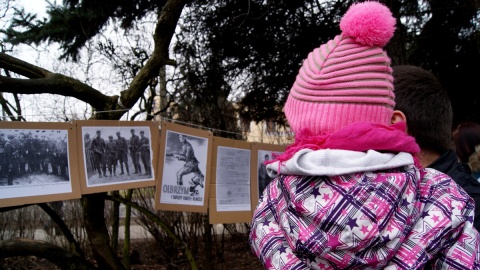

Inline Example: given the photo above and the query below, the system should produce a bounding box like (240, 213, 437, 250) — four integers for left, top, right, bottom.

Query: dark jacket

(430, 150, 480, 232)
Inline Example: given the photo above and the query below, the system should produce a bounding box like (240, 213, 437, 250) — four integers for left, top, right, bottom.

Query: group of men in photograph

(0, 131, 69, 185)
(84, 129, 152, 178)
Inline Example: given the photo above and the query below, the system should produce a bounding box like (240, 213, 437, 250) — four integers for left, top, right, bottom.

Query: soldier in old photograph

(4, 134, 17, 185)
(90, 130, 106, 178)
(171, 134, 204, 188)
(39, 135, 51, 173)
(0, 133, 6, 176)
(105, 135, 118, 177)
(13, 132, 27, 176)
(25, 133, 40, 173)
(139, 130, 151, 177)
(129, 129, 141, 174)
(84, 133, 94, 174)
(54, 136, 69, 180)
(115, 131, 130, 175)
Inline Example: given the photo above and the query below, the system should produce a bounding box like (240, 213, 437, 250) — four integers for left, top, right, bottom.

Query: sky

(7, 0, 50, 62)
(1, 0, 141, 122)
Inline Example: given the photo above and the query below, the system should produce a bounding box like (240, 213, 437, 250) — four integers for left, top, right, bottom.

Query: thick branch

(0, 52, 50, 78)
(0, 75, 115, 110)
(121, 0, 187, 109)
(0, 55, 114, 111)
(0, 238, 96, 270)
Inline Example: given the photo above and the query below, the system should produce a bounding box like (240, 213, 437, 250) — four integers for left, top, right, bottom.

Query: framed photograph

(209, 136, 252, 224)
(0, 122, 81, 207)
(75, 120, 159, 194)
(250, 142, 286, 213)
(155, 122, 212, 213)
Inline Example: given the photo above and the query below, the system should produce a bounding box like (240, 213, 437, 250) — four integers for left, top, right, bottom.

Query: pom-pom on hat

(284, 1, 396, 136)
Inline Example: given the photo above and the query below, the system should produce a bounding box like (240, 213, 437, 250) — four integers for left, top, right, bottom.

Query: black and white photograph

(0, 122, 81, 207)
(82, 126, 154, 186)
(75, 120, 158, 194)
(257, 149, 281, 199)
(249, 142, 286, 211)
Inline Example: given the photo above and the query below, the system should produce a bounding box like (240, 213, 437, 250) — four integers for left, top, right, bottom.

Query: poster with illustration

(155, 122, 212, 213)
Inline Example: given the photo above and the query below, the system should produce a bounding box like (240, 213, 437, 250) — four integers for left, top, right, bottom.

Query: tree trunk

(82, 193, 126, 270)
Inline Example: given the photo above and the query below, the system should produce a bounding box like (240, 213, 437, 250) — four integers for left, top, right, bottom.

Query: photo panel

(155, 121, 212, 213)
(209, 136, 252, 224)
(250, 142, 286, 214)
(0, 121, 81, 207)
(75, 120, 159, 194)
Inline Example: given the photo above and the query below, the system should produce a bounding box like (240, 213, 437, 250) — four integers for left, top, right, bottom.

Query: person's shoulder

(421, 167, 461, 190)
(423, 167, 480, 199)
(446, 162, 480, 188)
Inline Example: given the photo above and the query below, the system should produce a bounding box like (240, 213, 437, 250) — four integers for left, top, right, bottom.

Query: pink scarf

(270, 121, 421, 167)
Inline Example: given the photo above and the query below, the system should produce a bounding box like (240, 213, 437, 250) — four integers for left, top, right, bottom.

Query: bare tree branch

(0, 238, 97, 270)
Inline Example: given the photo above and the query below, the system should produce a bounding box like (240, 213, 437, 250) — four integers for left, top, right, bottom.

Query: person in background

(453, 121, 480, 164)
(453, 121, 480, 180)
(249, 2, 480, 269)
(469, 144, 480, 181)
(392, 65, 480, 233)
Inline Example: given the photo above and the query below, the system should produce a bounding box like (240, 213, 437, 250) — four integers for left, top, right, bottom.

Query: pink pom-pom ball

(339, 1, 396, 47)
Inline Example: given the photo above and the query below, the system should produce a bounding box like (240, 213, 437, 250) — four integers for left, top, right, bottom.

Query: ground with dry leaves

(1, 236, 264, 270)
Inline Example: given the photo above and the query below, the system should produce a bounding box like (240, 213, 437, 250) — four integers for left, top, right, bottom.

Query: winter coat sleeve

(425, 179, 480, 269)
(249, 177, 308, 269)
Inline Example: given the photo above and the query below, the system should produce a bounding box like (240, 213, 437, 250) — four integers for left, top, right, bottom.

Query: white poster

(215, 146, 251, 211)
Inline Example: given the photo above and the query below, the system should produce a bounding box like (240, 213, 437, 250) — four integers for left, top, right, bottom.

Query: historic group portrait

(0, 122, 81, 207)
(81, 125, 155, 187)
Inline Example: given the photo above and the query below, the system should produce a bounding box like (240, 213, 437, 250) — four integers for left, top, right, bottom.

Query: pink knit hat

(284, 1, 396, 136)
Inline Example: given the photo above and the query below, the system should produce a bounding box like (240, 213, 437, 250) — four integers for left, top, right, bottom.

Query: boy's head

(392, 65, 453, 155)
(284, 1, 396, 136)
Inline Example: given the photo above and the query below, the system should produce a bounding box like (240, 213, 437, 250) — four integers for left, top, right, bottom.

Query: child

(248, 2, 480, 269)
(392, 65, 480, 233)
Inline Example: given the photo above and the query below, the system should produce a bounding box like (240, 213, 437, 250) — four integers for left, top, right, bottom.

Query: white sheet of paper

(215, 146, 251, 211)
